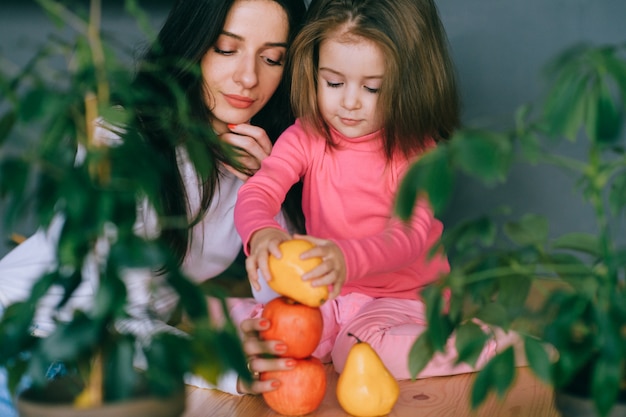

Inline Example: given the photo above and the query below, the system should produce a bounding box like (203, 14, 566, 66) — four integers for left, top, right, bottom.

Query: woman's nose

(233, 55, 258, 89)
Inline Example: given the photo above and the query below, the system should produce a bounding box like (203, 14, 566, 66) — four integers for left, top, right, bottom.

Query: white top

(0, 124, 283, 395)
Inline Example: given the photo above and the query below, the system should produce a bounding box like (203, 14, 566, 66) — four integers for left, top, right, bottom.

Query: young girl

(234, 0, 505, 379)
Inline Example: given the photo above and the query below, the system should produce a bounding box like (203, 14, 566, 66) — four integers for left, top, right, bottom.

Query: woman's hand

(237, 317, 296, 395)
(295, 234, 347, 300)
(220, 123, 272, 181)
(246, 227, 291, 292)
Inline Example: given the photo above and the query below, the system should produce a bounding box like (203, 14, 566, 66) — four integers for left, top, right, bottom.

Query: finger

(221, 131, 270, 167)
(301, 261, 332, 281)
(223, 163, 251, 182)
(242, 338, 276, 357)
(240, 317, 270, 336)
(292, 233, 320, 245)
(267, 239, 286, 260)
(328, 282, 342, 299)
(228, 123, 273, 155)
(241, 379, 279, 395)
(245, 256, 262, 292)
(257, 252, 273, 289)
(250, 356, 296, 374)
(291, 235, 326, 259)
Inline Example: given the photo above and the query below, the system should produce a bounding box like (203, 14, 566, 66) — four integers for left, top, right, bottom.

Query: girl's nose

(341, 85, 361, 110)
(233, 55, 258, 89)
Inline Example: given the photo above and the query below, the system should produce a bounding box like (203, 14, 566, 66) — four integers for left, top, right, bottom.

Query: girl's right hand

(237, 317, 296, 395)
(245, 227, 291, 292)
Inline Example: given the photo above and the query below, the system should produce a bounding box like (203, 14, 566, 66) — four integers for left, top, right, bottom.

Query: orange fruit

(260, 296, 323, 359)
(261, 357, 327, 416)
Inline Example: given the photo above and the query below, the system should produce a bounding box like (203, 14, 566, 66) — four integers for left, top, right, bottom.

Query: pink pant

(227, 293, 522, 380)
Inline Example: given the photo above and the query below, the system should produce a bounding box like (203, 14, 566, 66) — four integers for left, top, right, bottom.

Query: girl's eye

(214, 47, 235, 56)
(326, 81, 343, 88)
(364, 86, 380, 93)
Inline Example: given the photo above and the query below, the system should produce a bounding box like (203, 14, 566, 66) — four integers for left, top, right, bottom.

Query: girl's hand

(295, 234, 347, 299)
(237, 317, 296, 395)
(220, 123, 273, 181)
(246, 228, 291, 292)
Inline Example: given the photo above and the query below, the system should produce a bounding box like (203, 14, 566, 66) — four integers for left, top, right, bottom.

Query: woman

(0, 0, 307, 404)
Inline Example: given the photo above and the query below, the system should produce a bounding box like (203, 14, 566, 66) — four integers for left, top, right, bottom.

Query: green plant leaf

(395, 145, 453, 218)
(551, 232, 601, 257)
(591, 354, 621, 417)
(104, 335, 138, 402)
(216, 327, 249, 379)
(145, 333, 191, 396)
(471, 346, 515, 408)
(19, 87, 65, 123)
(443, 216, 497, 253)
(0, 110, 17, 146)
(450, 129, 513, 184)
(543, 75, 589, 141)
(475, 303, 509, 328)
(455, 321, 489, 367)
(0, 157, 29, 227)
(423, 285, 452, 352)
(93, 269, 127, 320)
(592, 83, 623, 144)
(497, 274, 532, 315)
(0, 301, 37, 360)
(604, 49, 626, 100)
(167, 272, 208, 320)
(524, 336, 552, 384)
(185, 137, 214, 183)
(503, 214, 548, 246)
(609, 170, 626, 216)
(518, 131, 542, 164)
(408, 330, 435, 379)
(40, 312, 101, 362)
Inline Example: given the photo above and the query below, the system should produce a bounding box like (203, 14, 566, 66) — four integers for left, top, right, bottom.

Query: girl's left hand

(220, 123, 273, 181)
(294, 234, 347, 299)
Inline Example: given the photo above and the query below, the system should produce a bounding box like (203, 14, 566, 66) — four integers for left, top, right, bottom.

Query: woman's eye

(263, 56, 283, 66)
(214, 47, 235, 55)
(364, 86, 380, 93)
(326, 81, 342, 88)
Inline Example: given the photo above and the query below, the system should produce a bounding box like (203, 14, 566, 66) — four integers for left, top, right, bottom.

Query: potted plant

(0, 0, 249, 415)
(396, 42, 626, 417)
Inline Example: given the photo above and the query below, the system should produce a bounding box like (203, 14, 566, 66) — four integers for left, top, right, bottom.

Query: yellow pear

(336, 333, 400, 417)
(268, 239, 329, 307)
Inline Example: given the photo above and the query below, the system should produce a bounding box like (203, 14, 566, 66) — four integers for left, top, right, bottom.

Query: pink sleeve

(234, 125, 309, 254)
(334, 198, 441, 282)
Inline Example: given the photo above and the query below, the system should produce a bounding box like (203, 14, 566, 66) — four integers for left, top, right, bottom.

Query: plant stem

(87, 0, 109, 104)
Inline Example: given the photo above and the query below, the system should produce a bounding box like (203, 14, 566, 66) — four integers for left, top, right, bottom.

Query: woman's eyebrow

(221, 30, 288, 48)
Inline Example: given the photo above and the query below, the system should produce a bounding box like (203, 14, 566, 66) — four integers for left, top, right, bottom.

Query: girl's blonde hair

(290, 0, 459, 160)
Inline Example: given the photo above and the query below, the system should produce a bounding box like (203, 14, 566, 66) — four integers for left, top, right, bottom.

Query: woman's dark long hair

(128, 0, 306, 268)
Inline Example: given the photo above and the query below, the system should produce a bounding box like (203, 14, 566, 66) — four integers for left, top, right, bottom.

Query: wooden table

(182, 365, 559, 417)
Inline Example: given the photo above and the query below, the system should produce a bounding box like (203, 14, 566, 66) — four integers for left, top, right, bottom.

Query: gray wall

(436, 0, 625, 238)
(1, 1, 625, 257)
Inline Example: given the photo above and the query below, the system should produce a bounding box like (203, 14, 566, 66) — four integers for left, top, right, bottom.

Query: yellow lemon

(268, 239, 329, 307)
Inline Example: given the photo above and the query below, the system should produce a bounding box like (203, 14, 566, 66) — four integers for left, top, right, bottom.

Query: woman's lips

(223, 94, 255, 109)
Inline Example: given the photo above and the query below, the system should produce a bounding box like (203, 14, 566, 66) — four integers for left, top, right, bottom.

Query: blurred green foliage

(0, 0, 250, 404)
(397, 42, 626, 417)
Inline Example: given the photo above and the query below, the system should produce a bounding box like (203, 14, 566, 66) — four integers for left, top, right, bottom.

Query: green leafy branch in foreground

(0, 0, 250, 404)
(397, 42, 626, 417)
